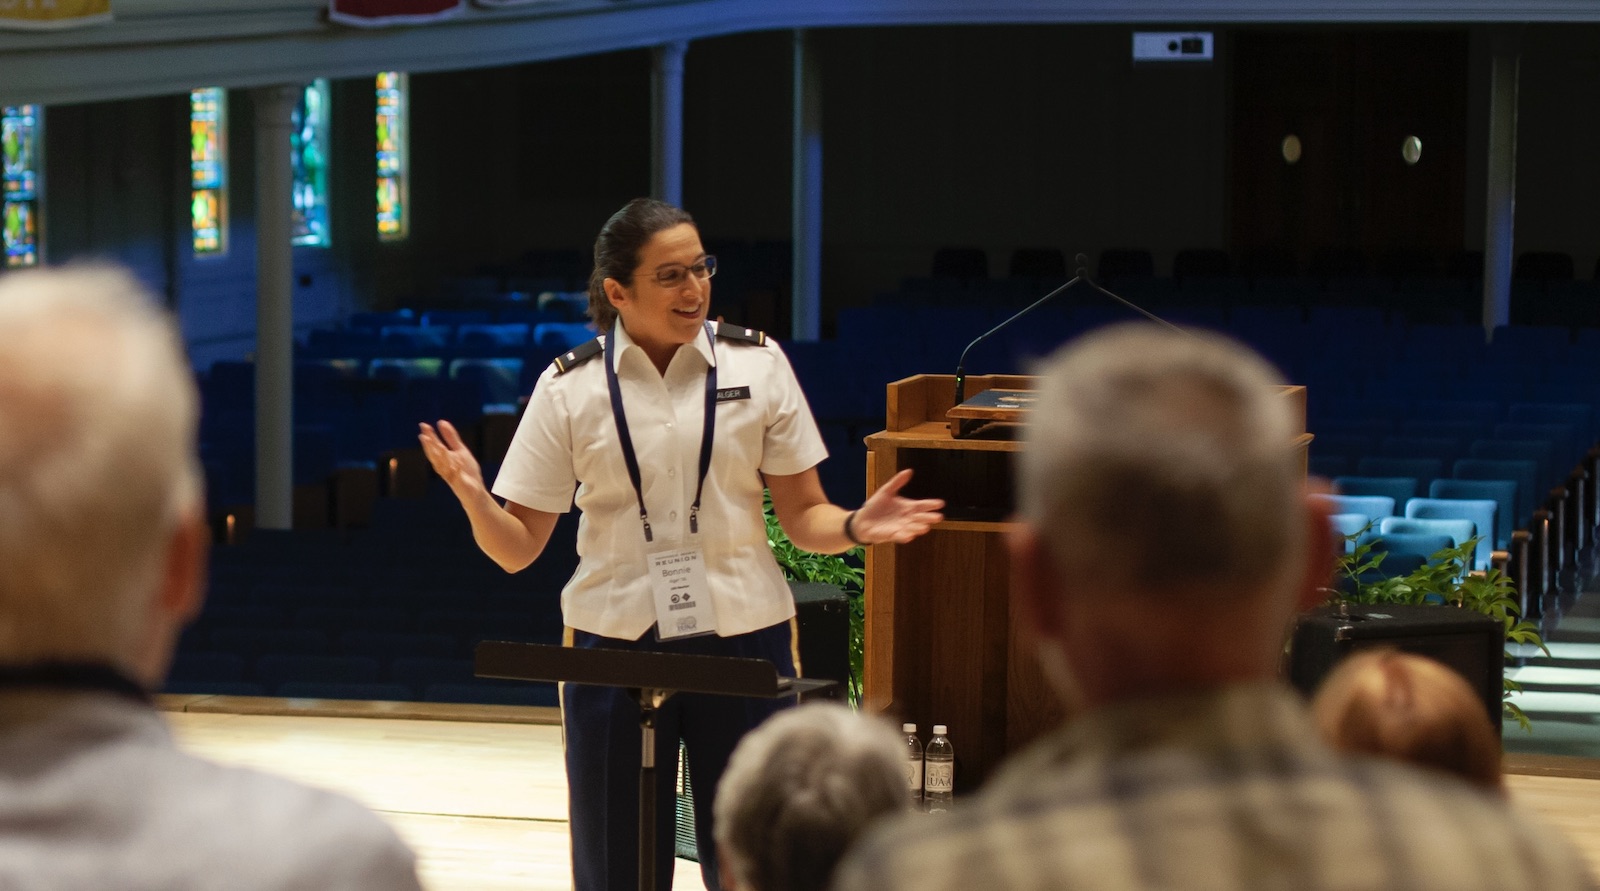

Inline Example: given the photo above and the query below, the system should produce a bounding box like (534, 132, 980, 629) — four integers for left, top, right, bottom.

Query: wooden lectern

(863, 373, 1309, 789)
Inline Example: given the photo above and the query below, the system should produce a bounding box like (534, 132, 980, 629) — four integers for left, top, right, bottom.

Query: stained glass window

(291, 79, 331, 248)
(376, 72, 408, 242)
(2, 104, 41, 269)
(190, 88, 228, 255)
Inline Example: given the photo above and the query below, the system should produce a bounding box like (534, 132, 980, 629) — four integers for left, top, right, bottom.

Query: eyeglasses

(650, 255, 718, 289)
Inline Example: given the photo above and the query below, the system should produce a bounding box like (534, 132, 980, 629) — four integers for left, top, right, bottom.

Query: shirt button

(670, 511, 678, 522)
(668, 468, 676, 477)
(665, 422, 674, 429)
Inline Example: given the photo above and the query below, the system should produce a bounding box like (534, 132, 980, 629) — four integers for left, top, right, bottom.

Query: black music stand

(474, 640, 835, 891)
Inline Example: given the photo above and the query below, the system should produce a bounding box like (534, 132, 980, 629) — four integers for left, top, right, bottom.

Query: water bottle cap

(902, 723, 916, 733)
(933, 724, 948, 735)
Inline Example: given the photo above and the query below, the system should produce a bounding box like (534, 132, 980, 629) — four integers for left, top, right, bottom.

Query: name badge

(715, 386, 751, 403)
(648, 545, 717, 640)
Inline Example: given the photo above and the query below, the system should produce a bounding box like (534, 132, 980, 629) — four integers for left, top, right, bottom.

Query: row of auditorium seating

(1317, 492, 1499, 570)
(166, 652, 557, 706)
(304, 320, 595, 360)
(930, 245, 1600, 287)
(196, 277, 1600, 639)
(167, 489, 577, 704)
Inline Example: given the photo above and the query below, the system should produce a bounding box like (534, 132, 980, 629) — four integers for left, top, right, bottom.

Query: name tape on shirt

(715, 386, 752, 403)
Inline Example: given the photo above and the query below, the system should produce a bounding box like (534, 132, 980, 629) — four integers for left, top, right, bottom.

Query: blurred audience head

(712, 702, 911, 891)
(1312, 650, 1502, 793)
(1010, 323, 1331, 708)
(0, 264, 206, 686)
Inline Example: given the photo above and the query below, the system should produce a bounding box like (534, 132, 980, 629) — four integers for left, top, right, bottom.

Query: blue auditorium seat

(1399, 419, 1488, 442)
(1486, 325, 1572, 362)
(454, 323, 530, 354)
(1428, 479, 1516, 550)
(1328, 512, 1371, 553)
(1313, 418, 1393, 438)
(449, 358, 525, 407)
(1405, 497, 1497, 570)
(1355, 456, 1444, 483)
(368, 357, 444, 381)
(1506, 402, 1594, 440)
(1451, 459, 1537, 529)
(420, 309, 493, 327)
(348, 310, 415, 330)
(1309, 434, 1373, 463)
(1310, 494, 1396, 525)
(532, 322, 597, 359)
(1494, 422, 1581, 468)
(1353, 531, 1455, 585)
(1333, 476, 1419, 505)
(1379, 436, 1463, 466)
(1308, 456, 1349, 479)
(1468, 439, 1554, 490)
(379, 325, 454, 353)
(1378, 516, 1476, 566)
(1408, 399, 1502, 426)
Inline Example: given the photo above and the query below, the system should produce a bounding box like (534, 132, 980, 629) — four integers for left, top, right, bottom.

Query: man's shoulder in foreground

(0, 696, 422, 891)
(834, 687, 1596, 891)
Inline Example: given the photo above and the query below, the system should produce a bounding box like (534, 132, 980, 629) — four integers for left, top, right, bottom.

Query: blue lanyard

(603, 323, 718, 543)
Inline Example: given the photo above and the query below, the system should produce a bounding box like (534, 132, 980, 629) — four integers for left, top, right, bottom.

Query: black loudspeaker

(1286, 603, 1505, 734)
(791, 581, 851, 701)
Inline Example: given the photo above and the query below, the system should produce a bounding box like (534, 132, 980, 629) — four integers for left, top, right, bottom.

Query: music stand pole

(637, 688, 669, 891)
(474, 641, 835, 891)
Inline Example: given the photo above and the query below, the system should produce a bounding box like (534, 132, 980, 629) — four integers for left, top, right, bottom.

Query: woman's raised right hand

(418, 420, 485, 501)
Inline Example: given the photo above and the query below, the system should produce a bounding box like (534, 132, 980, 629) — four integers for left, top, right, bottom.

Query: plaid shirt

(834, 682, 1596, 891)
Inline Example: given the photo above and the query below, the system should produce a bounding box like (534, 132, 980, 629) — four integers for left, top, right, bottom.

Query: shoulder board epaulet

(552, 338, 603, 374)
(711, 321, 767, 346)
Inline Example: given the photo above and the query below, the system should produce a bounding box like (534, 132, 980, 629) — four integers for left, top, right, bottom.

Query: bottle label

(924, 761, 953, 794)
(906, 760, 923, 793)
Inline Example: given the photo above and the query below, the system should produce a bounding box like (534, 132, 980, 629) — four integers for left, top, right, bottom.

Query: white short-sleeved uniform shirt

(492, 321, 828, 640)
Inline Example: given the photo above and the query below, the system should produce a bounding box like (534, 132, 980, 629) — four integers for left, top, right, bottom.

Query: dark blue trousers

(564, 622, 794, 891)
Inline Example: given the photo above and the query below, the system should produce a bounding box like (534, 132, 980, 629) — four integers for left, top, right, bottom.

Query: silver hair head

(0, 264, 201, 667)
(712, 703, 911, 891)
(1016, 322, 1303, 596)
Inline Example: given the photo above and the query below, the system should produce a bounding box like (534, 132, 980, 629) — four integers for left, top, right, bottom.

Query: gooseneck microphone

(953, 260, 1084, 408)
(951, 254, 1190, 408)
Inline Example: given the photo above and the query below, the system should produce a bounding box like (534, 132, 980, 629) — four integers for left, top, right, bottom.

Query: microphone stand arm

(1085, 279, 1189, 334)
(954, 274, 1081, 407)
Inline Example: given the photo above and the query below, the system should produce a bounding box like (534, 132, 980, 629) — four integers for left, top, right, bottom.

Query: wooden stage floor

(163, 699, 1600, 891)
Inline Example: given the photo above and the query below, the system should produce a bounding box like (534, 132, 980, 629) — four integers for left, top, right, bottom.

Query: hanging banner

(0, 0, 112, 31)
(328, 0, 463, 27)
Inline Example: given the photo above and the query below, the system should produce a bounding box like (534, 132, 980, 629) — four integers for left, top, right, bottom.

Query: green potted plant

(1332, 532, 1547, 730)
(763, 492, 867, 704)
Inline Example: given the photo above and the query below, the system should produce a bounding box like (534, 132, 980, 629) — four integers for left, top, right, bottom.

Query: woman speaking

(419, 198, 943, 891)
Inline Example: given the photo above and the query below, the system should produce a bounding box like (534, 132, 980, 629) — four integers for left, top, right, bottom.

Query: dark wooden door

(1230, 30, 1468, 268)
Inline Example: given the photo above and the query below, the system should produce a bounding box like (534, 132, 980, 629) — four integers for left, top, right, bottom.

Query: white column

(651, 41, 688, 206)
(253, 84, 300, 530)
(1482, 31, 1520, 335)
(791, 29, 823, 342)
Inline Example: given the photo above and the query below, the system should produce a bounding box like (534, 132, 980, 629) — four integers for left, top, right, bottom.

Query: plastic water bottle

(923, 724, 954, 812)
(902, 723, 923, 806)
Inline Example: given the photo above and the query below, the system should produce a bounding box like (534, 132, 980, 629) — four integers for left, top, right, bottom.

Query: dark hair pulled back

(587, 198, 696, 332)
